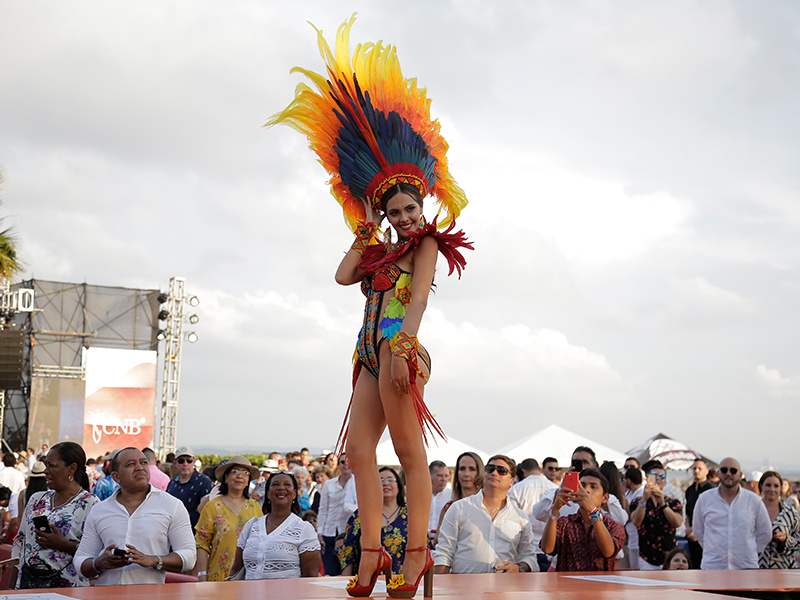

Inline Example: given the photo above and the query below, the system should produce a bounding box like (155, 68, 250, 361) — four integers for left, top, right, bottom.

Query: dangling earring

(68, 475, 74, 481)
(418, 215, 426, 230)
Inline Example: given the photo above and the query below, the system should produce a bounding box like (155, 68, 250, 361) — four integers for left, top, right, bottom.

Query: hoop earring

(69, 475, 73, 481)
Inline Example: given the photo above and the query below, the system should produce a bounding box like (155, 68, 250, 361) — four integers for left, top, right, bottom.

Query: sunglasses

(227, 468, 251, 477)
(380, 477, 397, 484)
(176, 458, 194, 464)
(719, 467, 739, 475)
(649, 471, 666, 480)
(546, 466, 560, 471)
(485, 464, 511, 476)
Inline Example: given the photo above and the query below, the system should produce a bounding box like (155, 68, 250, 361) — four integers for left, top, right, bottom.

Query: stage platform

(3, 570, 800, 599)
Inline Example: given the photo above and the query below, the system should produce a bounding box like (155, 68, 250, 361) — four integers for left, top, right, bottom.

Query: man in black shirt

(684, 458, 715, 569)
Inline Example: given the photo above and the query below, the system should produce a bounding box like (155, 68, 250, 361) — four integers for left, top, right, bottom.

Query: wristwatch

(589, 508, 603, 523)
(155, 556, 164, 571)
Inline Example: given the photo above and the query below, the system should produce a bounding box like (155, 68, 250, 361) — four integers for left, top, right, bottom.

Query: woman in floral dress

(340, 467, 408, 577)
(194, 456, 261, 581)
(12, 441, 98, 589)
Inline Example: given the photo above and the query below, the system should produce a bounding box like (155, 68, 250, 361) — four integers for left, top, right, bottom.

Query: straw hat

(27, 461, 46, 478)
(215, 455, 258, 481)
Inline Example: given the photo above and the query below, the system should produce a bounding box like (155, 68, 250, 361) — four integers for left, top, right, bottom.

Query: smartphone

(112, 548, 128, 558)
(32, 515, 51, 533)
(563, 471, 579, 492)
(647, 473, 656, 486)
(571, 459, 583, 473)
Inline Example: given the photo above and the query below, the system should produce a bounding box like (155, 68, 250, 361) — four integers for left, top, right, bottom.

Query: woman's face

(295, 471, 308, 488)
(315, 472, 330, 487)
(667, 553, 689, 570)
(43, 450, 76, 491)
(782, 479, 791, 496)
(225, 466, 251, 493)
(326, 454, 338, 470)
(268, 474, 296, 507)
(384, 192, 422, 239)
(458, 456, 478, 490)
(762, 476, 782, 502)
(380, 470, 398, 502)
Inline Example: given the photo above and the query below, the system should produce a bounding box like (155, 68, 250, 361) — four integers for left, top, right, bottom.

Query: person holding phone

(629, 461, 683, 570)
(11, 441, 98, 589)
(532, 447, 629, 527)
(539, 469, 626, 571)
(74, 447, 196, 585)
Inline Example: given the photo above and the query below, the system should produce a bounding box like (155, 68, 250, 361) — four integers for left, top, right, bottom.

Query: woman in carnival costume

(267, 15, 472, 598)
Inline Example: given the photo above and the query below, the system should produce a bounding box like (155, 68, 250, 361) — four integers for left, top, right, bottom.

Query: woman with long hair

(758, 471, 800, 569)
(432, 452, 484, 548)
(340, 466, 409, 577)
(267, 15, 471, 599)
(11, 441, 97, 589)
(195, 456, 261, 581)
(231, 471, 320, 579)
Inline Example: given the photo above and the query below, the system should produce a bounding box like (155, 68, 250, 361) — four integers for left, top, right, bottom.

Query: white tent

(375, 433, 490, 468)
(495, 424, 629, 467)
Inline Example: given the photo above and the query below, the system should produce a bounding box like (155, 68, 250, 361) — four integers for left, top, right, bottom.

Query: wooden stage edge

(4, 570, 800, 600)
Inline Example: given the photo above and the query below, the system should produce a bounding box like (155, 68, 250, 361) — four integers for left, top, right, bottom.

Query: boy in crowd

(539, 469, 625, 571)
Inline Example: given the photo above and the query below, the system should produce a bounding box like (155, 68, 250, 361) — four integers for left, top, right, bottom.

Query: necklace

(266, 513, 288, 534)
(382, 505, 401, 531)
(51, 487, 82, 510)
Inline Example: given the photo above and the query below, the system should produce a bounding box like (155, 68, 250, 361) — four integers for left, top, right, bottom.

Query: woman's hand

(773, 530, 787, 543)
(391, 355, 410, 395)
(361, 199, 384, 227)
(34, 522, 72, 553)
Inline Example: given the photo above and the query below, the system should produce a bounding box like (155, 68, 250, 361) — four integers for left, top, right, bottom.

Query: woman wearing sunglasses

(194, 457, 262, 581)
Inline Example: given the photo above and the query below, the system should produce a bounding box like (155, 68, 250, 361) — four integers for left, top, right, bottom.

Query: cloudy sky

(2, 1, 799, 469)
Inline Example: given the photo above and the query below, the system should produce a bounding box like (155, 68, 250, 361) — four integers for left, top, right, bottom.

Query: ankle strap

(405, 546, 429, 553)
(361, 547, 383, 553)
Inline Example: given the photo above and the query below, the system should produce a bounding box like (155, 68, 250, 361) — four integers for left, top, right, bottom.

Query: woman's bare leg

(378, 343, 431, 581)
(345, 369, 387, 578)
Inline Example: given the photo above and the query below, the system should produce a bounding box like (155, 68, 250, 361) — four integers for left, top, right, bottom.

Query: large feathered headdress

(265, 14, 468, 231)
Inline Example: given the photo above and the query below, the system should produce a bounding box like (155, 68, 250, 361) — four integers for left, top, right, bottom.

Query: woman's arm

(300, 549, 320, 577)
(335, 201, 382, 286)
(390, 235, 438, 392)
(229, 547, 244, 578)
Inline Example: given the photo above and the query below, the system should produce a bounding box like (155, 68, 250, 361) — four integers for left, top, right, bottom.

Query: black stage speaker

(0, 329, 24, 390)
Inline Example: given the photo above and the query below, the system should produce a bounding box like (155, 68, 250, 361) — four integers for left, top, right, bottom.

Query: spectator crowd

(0, 440, 797, 590)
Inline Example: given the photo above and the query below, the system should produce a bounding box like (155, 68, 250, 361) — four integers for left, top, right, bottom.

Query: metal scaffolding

(157, 277, 186, 459)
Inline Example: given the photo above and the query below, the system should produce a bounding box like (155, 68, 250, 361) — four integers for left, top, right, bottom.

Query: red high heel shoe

(346, 547, 392, 597)
(386, 546, 434, 598)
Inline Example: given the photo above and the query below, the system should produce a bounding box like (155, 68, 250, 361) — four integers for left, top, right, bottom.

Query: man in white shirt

(428, 460, 452, 539)
(317, 454, 357, 576)
(508, 458, 558, 572)
(434, 455, 538, 574)
(0, 454, 25, 493)
(693, 456, 772, 570)
(74, 447, 196, 585)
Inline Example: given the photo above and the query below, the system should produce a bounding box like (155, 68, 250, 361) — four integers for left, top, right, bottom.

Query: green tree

(0, 168, 22, 280)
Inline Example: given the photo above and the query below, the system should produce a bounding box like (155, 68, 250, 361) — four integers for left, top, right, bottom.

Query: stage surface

(3, 570, 800, 599)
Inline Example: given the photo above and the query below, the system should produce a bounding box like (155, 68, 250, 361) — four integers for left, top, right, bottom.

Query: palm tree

(0, 167, 22, 280)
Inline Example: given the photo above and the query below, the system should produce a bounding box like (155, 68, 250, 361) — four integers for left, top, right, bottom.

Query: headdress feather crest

(265, 14, 468, 231)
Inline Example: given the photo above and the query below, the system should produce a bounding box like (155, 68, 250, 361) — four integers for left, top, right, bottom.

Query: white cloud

(756, 365, 800, 400)
(664, 276, 755, 328)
